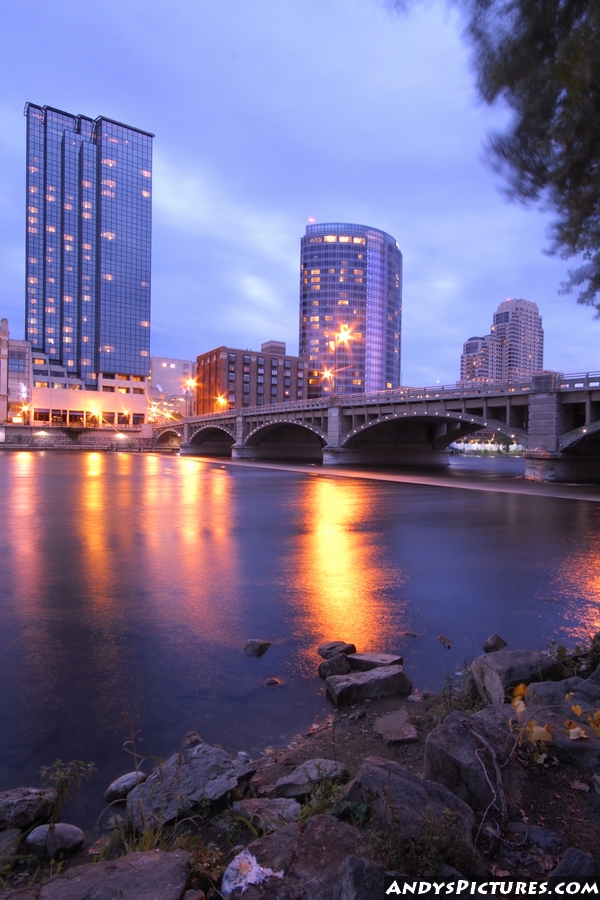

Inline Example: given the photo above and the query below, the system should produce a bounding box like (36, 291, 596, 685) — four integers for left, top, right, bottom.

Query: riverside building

(195, 341, 305, 414)
(460, 298, 544, 384)
(299, 222, 402, 398)
(24, 103, 154, 390)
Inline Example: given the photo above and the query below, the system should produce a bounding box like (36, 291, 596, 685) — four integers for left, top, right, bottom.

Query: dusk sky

(0, 0, 597, 385)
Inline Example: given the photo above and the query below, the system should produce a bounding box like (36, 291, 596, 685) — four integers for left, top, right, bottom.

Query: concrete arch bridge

(152, 372, 600, 481)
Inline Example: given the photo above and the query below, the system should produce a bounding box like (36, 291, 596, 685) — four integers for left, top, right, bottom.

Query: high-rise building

(24, 103, 154, 389)
(299, 222, 402, 397)
(460, 298, 543, 384)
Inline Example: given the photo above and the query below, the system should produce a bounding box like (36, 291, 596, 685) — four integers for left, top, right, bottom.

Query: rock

(586, 666, 600, 686)
(182, 731, 203, 748)
(373, 709, 418, 744)
(0, 828, 21, 862)
(3, 849, 191, 899)
(333, 855, 389, 900)
(232, 797, 301, 833)
(326, 665, 412, 706)
(263, 677, 281, 686)
(424, 710, 525, 814)
(274, 758, 347, 798)
(26, 823, 84, 857)
(223, 814, 366, 900)
(483, 633, 508, 653)
(318, 653, 351, 679)
(317, 641, 356, 659)
(438, 634, 452, 649)
(346, 652, 403, 671)
(550, 848, 597, 881)
(342, 757, 475, 847)
(525, 675, 600, 707)
(221, 848, 284, 896)
(506, 822, 565, 852)
(183, 892, 205, 900)
(244, 639, 272, 657)
(471, 649, 566, 704)
(104, 770, 148, 802)
(0, 787, 55, 830)
(126, 742, 256, 830)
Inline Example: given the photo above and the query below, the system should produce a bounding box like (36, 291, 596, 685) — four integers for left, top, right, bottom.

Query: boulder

(550, 848, 597, 881)
(104, 770, 148, 802)
(318, 653, 351, 679)
(244, 639, 271, 657)
(525, 675, 600, 707)
(317, 641, 356, 659)
(483, 634, 508, 653)
(333, 856, 389, 900)
(471, 649, 565, 704)
(222, 814, 366, 900)
(232, 797, 301, 833)
(346, 653, 403, 671)
(0, 828, 21, 862)
(424, 710, 525, 814)
(126, 742, 255, 830)
(274, 758, 347, 798)
(506, 822, 565, 853)
(326, 665, 412, 706)
(373, 709, 418, 744)
(26, 823, 84, 857)
(0, 787, 55, 829)
(2, 849, 191, 899)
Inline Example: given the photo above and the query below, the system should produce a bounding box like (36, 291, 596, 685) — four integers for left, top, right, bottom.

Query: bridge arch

(559, 420, 600, 453)
(154, 427, 183, 448)
(188, 424, 236, 457)
(241, 419, 327, 461)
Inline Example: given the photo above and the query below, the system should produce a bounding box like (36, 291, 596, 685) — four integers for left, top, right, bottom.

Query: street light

(184, 378, 197, 417)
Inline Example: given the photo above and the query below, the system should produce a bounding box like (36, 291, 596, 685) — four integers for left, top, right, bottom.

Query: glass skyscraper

(24, 104, 153, 388)
(299, 222, 402, 398)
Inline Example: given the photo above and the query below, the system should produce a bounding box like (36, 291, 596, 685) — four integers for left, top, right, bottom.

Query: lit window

(140, 320, 149, 327)
(101, 231, 116, 240)
(46, 225, 56, 233)
(83, 243, 92, 250)
(310, 269, 320, 275)
(309, 315, 319, 322)
(140, 350, 149, 357)
(29, 165, 38, 173)
(339, 235, 351, 243)
(82, 212, 92, 219)
(82, 201, 92, 209)
(140, 170, 151, 177)
(28, 277, 38, 284)
(310, 285, 320, 291)
(64, 203, 72, 210)
(102, 274, 113, 281)
(310, 277, 320, 283)
(354, 269, 364, 275)
(82, 180, 92, 188)
(29, 186, 38, 193)
(354, 277, 363, 283)
(102, 179, 116, 187)
(102, 159, 116, 167)
(102, 190, 115, 197)
(324, 235, 337, 242)
(141, 281, 150, 287)
(338, 300, 349, 305)
(141, 190, 150, 198)
(353, 237, 366, 244)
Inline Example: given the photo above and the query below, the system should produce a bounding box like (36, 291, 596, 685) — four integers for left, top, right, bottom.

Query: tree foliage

(462, 0, 600, 310)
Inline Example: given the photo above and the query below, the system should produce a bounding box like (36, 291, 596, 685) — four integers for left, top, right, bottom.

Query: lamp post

(184, 378, 197, 417)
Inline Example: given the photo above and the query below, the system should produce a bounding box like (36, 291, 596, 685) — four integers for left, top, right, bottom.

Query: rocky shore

(2, 636, 600, 898)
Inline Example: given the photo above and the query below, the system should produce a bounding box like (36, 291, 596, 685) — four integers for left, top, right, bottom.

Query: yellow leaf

(571, 705, 582, 716)
(513, 683, 527, 699)
(512, 698, 527, 715)
(568, 726, 589, 741)
(565, 692, 574, 701)
(533, 752, 547, 764)
(530, 723, 553, 742)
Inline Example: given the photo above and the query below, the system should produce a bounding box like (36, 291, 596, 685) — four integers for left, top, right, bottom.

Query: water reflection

(552, 505, 600, 644)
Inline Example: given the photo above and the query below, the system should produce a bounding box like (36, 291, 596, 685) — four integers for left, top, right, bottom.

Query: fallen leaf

(512, 699, 527, 715)
(513, 683, 527, 700)
(528, 721, 553, 743)
(565, 692, 574, 701)
(533, 752, 547, 764)
(571, 704, 582, 716)
(570, 780, 590, 792)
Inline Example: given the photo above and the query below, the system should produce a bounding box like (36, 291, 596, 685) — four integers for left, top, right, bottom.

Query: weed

(433, 672, 485, 724)
(39, 759, 97, 823)
(298, 777, 345, 823)
(548, 633, 600, 676)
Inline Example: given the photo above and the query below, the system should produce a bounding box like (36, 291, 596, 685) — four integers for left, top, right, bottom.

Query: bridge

(152, 371, 600, 482)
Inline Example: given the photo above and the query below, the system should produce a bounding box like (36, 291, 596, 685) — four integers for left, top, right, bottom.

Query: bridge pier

(231, 442, 322, 462)
(524, 450, 600, 482)
(322, 446, 450, 467)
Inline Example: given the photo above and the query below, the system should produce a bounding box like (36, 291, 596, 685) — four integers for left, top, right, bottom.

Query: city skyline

(0, 1, 599, 386)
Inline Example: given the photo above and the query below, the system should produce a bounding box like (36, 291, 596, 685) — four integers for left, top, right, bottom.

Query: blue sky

(0, 0, 597, 385)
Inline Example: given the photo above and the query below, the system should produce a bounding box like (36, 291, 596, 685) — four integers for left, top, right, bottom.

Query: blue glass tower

(299, 222, 402, 398)
(24, 104, 153, 387)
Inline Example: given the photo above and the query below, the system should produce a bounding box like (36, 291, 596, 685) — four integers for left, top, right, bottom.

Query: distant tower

(460, 298, 543, 384)
(299, 222, 402, 397)
(24, 103, 154, 387)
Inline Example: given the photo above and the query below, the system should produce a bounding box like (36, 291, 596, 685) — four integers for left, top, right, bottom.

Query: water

(1, 450, 599, 829)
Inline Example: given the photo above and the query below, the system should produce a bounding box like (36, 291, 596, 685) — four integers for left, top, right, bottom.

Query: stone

(317, 641, 356, 659)
(223, 814, 366, 900)
(0, 828, 21, 862)
(26, 823, 84, 857)
(586, 666, 600, 686)
(274, 758, 347, 798)
(318, 653, 351, 679)
(506, 822, 565, 853)
(0, 787, 55, 830)
(373, 708, 418, 744)
(471, 649, 566, 704)
(2, 849, 191, 899)
(263, 677, 281, 686)
(104, 770, 148, 802)
(182, 731, 202, 748)
(346, 652, 403, 671)
(550, 848, 597, 882)
(483, 633, 508, 653)
(326, 665, 412, 706)
(232, 797, 301, 833)
(424, 710, 525, 814)
(333, 855, 389, 900)
(525, 675, 600, 707)
(244, 639, 271, 657)
(126, 741, 256, 830)
(438, 634, 452, 649)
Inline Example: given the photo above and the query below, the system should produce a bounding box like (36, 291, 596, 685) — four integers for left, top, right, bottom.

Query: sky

(0, 0, 597, 386)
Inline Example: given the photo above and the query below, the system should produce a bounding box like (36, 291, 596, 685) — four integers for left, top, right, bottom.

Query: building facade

(299, 222, 402, 398)
(460, 298, 544, 384)
(195, 341, 305, 414)
(24, 103, 153, 389)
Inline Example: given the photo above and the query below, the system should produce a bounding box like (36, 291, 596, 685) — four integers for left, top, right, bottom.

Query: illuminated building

(24, 103, 153, 389)
(460, 298, 543, 384)
(195, 341, 305, 414)
(299, 222, 402, 397)
(0, 317, 31, 423)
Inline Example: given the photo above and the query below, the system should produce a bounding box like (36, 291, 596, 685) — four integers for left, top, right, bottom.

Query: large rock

(318, 641, 356, 659)
(373, 708, 418, 744)
(2, 849, 191, 899)
(126, 742, 255, 830)
(471, 649, 565, 704)
(26, 823, 84, 857)
(222, 814, 366, 900)
(346, 653, 403, 671)
(318, 653, 351, 679)
(244, 639, 271, 657)
(0, 828, 21, 862)
(483, 634, 508, 653)
(0, 787, 55, 829)
(333, 856, 389, 900)
(525, 675, 600, 707)
(232, 797, 300, 833)
(550, 848, 597, 881)
(274, 758, 347, 798)
(104, 770, 148, 802)
(424, 710, 525, 814)
(326, 665, 412, 706)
